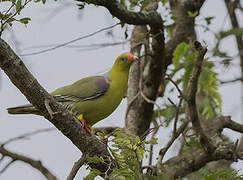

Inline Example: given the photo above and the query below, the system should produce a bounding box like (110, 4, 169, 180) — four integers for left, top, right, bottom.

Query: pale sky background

(0, 0, 242, 179)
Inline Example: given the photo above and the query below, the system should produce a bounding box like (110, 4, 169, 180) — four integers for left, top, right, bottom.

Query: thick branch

(0, 38, 113, 173)
(158, 116, 242, 178)
(163, 0, 205, 67)
(0, 146, 56, 180)
(126, 0, 164, 137)
(78, 0, 162, 26)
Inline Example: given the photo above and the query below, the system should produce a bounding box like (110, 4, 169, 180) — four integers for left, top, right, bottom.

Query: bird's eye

(120, 57, 125, 61)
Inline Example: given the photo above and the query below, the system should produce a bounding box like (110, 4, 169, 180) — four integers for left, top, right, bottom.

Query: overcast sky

(0, 0, 242, 179)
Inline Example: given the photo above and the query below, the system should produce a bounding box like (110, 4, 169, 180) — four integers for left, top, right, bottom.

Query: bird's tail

(7, 104, 41, 115)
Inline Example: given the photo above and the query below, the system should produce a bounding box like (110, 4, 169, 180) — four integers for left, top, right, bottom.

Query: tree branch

(219, 77, 243, 84)
(158, 116, 243, 178)
(0, 146, 57, 180)
(163, 0, 205, 67)
(67, 154, 86, 180)
(0, 38, 114, 174)
(224, 0, 243, 82)
(156, 118, 189, 167)
(125, 0, 164, 137)
(2, 128, 55, 146)
(185, 41, 215, 153)
(221, 116, 243, 134)
(77, 0, 162, 26)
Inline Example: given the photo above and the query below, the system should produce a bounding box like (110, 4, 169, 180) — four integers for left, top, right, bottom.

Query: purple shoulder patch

(96, 77, 110, 91)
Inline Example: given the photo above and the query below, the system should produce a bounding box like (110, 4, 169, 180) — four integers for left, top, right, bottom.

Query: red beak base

(127, 53, 134, 61)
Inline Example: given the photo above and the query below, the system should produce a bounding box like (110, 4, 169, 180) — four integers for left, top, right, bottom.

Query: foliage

(0, 0, 45, 36)
(180, 136, 201, 154)
(84, 130, 159, 179)
(201, 169, 243, 180)
(156, 105, 176, 127)
(212, 27, 243, 59)
(84, 169, 102, 180)
(169, 42, 222, 119)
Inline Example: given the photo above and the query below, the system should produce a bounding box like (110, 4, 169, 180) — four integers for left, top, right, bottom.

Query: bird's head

(112, 52, 138, 72)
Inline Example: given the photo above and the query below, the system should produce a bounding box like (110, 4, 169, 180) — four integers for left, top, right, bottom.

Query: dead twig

(148, 119, 159, 166)
(0, 146, 57, 180)
(156, 119, 190, 166)
(104, 156, 112, 179)
(2, 128, 55, 147)
(0, 160, 15, 174)
(67, 154, 87, 180)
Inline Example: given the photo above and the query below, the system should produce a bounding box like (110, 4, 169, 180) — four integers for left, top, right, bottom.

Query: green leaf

(41, 0, 46, 4)
(187, 10, 198, 18)
(83, 169, 101, 180)
(0, 13, 13, 20)
(86, 156, 104, 164)
(19, 17, 31, 24)
(172, 42, 190, 68)
(119, 0, 126, 7)
(16, 0, 22, 14)
(145, 138, 158, 145)
(205, 16, 214, 25)
(157, 106, 175, 126)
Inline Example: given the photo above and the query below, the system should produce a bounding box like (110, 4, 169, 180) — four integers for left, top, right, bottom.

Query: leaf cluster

(170, 42, 222, 119)
(201, 169, 243, 180)
(0, 0, 46, 36)
(85, 130, 158, 179)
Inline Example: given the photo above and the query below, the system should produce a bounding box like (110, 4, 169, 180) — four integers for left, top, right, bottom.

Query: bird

(7, 52, 137, 133)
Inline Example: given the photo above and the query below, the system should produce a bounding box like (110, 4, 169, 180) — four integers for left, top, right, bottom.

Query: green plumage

(7, 52, 135, 127)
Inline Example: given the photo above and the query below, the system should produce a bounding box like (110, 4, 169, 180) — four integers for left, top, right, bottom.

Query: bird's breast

(75, 71, 128, 126)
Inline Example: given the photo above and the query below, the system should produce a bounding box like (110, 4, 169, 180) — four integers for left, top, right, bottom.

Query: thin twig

(0, 0, 31, 36)
(165, 74, 183, 97)
(172, 99, 183, 136)
(20, 23, 120, 56)
(219, 77, 243, 84)
(104, 156, 112, 179)
(141, 124, 162, 141)
(138, 55, 162, 125)
(0, 146, 57, 180)
(148, 119, 159, 166)
(156, 119, 190, 165)
(2, 128, 55, 146)
(0, 160, 15, 174)
(45, 99, 54, 119)
(125, 91, 140, 120)
(67, 154, 87, 180)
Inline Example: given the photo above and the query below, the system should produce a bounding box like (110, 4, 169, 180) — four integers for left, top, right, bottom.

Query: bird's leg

(76, 114, 92, 134)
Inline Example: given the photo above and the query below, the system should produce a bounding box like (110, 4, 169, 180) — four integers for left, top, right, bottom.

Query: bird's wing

(51, 75, 110, 102)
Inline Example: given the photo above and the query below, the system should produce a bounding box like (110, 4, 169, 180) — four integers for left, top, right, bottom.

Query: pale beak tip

(134, 55, 139, 60)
